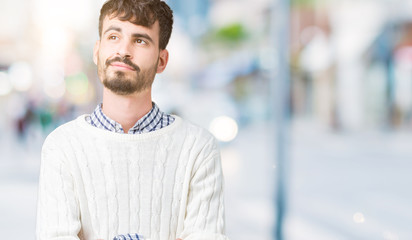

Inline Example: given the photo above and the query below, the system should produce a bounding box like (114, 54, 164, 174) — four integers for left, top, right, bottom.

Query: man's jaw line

(102, 86, 153, 105)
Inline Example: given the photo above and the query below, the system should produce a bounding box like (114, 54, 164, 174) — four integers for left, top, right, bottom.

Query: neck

(102, 88, 153, 133)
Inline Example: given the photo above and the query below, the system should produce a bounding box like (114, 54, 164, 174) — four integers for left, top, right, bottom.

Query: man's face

(93, 15, 168, 95)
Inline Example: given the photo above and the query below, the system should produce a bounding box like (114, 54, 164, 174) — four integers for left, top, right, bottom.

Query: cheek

(99, 49, 109, 61)
(140, 50, 159, 65)
(98, 51, 114, 68)
(98, 44, 115, 61)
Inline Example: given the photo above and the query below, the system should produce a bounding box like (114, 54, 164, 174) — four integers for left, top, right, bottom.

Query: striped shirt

(113, 233, 145, 240)
(85, 102, 175, 134)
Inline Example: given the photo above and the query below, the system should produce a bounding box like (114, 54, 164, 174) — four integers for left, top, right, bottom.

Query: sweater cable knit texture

(36, 115, 228, 240)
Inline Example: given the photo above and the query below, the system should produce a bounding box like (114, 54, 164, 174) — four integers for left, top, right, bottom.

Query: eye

(108, 35, 119, 40)
(135, 39, 147, 45)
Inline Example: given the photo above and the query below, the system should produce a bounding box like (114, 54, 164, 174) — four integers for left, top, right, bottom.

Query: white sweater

(36, 115, 227, 240)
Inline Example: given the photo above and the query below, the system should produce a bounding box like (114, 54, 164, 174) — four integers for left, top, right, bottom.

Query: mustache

(106, 57, 140, 72)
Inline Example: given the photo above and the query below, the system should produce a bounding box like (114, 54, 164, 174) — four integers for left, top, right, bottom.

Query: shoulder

(175, 116, 216, 143)
(174, 116, 220, 155)
(42, 116, 85, 148)
(174, 117, 223, 175)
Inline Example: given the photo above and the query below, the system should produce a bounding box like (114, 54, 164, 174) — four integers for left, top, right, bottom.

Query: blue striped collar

(86, 102, 174, 134)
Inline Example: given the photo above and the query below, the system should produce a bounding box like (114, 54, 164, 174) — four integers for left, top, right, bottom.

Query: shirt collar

(89, 102, 163, 134)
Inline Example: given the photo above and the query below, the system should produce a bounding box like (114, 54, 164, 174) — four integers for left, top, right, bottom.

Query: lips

(110, 62, 136, 71)
(105, 56, 140, 72)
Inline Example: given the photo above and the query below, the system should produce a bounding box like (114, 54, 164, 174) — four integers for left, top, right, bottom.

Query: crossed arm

(37, 136, 228, 240)
(101, 236, 182, 240)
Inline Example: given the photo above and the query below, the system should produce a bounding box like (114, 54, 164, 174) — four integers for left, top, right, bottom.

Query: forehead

(102, 15, 160, 36)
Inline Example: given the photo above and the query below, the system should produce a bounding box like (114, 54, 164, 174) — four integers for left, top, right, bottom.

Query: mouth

(109, 62, 136, 71)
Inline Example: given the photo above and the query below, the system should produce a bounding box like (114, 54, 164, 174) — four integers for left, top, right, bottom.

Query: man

(36, 0, 228, 239)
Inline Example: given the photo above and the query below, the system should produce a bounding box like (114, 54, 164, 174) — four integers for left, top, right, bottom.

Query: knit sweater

(36, 115, 228, 240)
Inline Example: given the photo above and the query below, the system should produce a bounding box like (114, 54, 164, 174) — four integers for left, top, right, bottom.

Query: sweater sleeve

(178, 139, 229, 240)
(36, 134, 81, 240)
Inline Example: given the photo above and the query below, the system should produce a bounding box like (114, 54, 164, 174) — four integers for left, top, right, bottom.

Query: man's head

(99, 0, 173, 50)
(94, 0, 173, 95)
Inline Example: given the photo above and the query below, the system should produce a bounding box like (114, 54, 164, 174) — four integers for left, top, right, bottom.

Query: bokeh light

(383, 231, 400, 240)
(8, 61, 33, 92)
(66, 72, 89, 96)
(0, 71, 12, 96)
(42, 69, 66, 100)
(353, 212, 365, 224)
(209, 116, 239, 142)
(65, 72, 93, 105)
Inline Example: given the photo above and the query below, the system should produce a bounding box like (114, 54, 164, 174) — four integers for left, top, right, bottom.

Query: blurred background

(1, 0, 412, 239)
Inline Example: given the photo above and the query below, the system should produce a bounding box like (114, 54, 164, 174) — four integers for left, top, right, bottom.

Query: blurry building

(366, 21, 412, 128)
(289, 0, 412, 131)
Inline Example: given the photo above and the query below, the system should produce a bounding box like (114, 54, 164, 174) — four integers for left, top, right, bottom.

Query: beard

(98, 56, 158, 95)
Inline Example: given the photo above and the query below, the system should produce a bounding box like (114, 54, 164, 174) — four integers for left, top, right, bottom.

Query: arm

(177, 139, 229, 240)
(36, 135, 81, 239)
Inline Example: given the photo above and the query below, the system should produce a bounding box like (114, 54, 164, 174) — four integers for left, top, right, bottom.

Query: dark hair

(99, 0, 173, 49)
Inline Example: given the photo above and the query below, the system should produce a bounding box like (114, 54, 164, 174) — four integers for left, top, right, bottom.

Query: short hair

(99, 0, 173, 49)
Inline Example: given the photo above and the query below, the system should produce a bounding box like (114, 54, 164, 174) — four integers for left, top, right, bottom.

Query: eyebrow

(103, 26, 121, 35)
(103, 25, 154, 44)
(132, 33, 154, 44)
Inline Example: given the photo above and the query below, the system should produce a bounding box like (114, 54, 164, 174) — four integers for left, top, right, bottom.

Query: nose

(117, 39, 132, 59)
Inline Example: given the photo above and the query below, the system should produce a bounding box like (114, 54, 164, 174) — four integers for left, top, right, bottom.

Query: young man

(36, 0, 228, 239)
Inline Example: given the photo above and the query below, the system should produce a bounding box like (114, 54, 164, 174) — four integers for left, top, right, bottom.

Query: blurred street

(1, 118, 412, 239)
(286, 120, 412, 240)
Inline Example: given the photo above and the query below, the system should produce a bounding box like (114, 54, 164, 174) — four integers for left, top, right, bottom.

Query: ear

(93, 40, 100, 65)
(156, 49, 169, 73)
